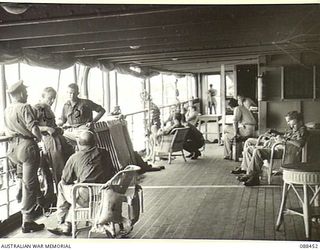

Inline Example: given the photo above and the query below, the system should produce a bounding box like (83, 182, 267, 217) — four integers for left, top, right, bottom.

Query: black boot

(244, 175, 260, 186)
(22, 221, 45, 233)
(191, 150, 201, 160)
(231, 167, 246, 175)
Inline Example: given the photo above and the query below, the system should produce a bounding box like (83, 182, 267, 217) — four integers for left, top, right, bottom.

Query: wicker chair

(152, 127, 189, 164)
(71, 165, 143, 238)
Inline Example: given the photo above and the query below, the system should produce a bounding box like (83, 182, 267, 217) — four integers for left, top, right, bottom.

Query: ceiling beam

(1, 5, 318, 42)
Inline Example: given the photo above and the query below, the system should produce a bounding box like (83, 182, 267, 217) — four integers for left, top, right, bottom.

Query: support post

(220, 64, 226, 132)
(114, 71, 118, 106)
(103, 71, 111, 114)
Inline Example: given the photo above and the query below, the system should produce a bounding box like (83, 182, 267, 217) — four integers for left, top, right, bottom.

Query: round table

(276, 162, 320, 239)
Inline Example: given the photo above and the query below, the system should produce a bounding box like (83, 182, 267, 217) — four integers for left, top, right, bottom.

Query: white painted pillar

(221, 64, 226, 130)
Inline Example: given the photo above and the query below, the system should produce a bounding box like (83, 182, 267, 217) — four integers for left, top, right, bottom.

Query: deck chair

(152, 127, 189, 164)
(92, 121, 123, 172)
(71, 165, 143, 238)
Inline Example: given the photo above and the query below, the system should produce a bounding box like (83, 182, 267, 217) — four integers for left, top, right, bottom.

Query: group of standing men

(4, 80, 109, 234)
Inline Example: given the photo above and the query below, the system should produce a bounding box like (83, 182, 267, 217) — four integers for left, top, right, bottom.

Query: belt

(12, 134, 35, 140)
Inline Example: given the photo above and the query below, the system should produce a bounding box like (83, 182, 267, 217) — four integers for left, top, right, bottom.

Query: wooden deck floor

(7, 144, 320, 241)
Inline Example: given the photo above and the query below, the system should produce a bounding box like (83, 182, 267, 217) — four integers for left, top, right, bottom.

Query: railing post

(0, 65, 6, 128)
(131, 115, 134, 142)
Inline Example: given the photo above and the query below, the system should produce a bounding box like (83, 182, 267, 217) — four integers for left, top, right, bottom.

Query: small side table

(276, 162, 320, 239)
(197, 114, 221, 143)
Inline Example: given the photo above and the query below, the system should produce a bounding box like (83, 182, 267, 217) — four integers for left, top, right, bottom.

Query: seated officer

(223, 95, 256, 160)
(231, 130, 275, 175)
(4, 80, 44, 233)
(149, 112, 184, 154)
(237, 111, 307, 186)
(57, 83, 106, 142)
(158, 112, 184, 137)
(48, 131, 115, 236)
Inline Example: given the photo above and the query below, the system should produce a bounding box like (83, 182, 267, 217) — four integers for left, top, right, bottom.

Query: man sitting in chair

(57, 83, 105, 145)
(152, 112, 184, 145)
(223, 95, 256, 160)
(236, 111, 307, 186)
(48, 131, 115, 236)
(185, 103, 199, 126)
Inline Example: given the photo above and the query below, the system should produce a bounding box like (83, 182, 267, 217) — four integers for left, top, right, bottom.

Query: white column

(220, 64, 226, 130)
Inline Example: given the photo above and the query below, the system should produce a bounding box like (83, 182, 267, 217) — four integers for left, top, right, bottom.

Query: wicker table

(276, 162, 320, 239)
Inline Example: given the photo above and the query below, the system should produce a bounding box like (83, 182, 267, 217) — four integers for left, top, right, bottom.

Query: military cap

(7, 80, 27, 94)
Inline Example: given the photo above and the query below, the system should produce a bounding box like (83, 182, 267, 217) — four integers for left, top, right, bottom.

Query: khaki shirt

(60, 98, 103, 126)
(233, 105, 256, 125)
(284, 125, 307, 148)
(4, 102, 38, 138)
(207, 88, 216, 102)
(34, 103, 57, 128)
(61, 146, 114, 185)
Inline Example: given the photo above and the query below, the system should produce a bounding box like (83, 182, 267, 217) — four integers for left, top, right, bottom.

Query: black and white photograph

(0, 1, 320, 248)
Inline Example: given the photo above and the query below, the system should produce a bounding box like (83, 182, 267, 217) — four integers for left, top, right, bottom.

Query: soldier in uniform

(4, 80, 45, 233)
(207, 84, 217, 114)
(223, 95, 256, 160)
(34, 87, 74, 188)
(238, 111, 307, 186)
(47, 131, 114, 236)
(57, 83, 106, 143)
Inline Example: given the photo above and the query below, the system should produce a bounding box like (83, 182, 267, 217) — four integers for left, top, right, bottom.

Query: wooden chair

(152, 127, 189, 164)
(71, 165, 143, 238)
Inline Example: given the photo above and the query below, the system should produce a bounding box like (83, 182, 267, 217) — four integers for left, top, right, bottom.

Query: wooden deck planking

(139, 189, 178, 239)
(231, 186, 251, 239)
(7, 143, 320, 241)
(254, 187, 266, 239)
(154, 189, 190, 239)
(188, 189, 220, 239)
(264, 187, 276, 240)
(243, 188, 258, 240)
(131, 188, 172, 238)
(283, 192, 298, 241)
(171, 189, 208, 239)
(290, 189, 307, 241)
(221, 187, 245, 239)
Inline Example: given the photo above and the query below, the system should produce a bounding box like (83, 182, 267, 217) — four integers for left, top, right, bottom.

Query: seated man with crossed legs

(237, 111, 307, 186)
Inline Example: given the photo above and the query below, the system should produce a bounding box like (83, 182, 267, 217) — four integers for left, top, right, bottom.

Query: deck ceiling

(0, 3, 320, 73)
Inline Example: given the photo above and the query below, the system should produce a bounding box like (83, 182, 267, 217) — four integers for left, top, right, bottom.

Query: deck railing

(124, 101, 192, 152)
(0, 136, 19, 222)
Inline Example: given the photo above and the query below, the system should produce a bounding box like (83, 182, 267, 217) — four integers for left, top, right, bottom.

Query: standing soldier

(207, 84, 217, 114)
(34, 87, 74, 189)
(4, 80, 45, 233)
